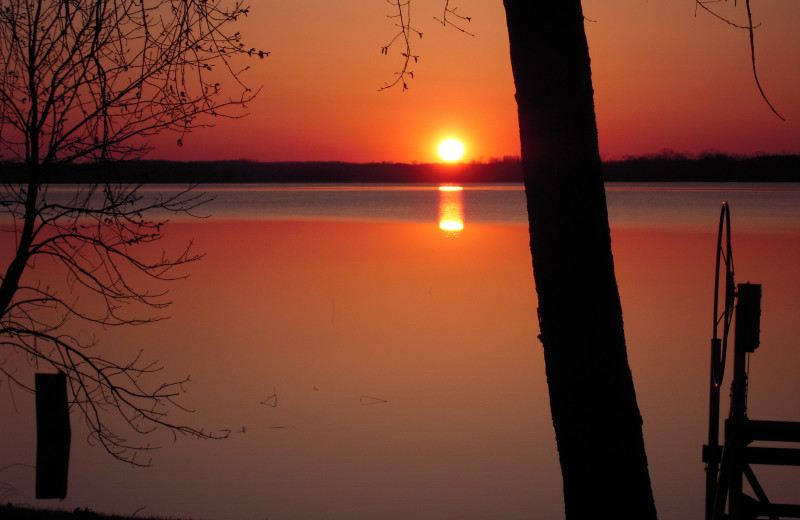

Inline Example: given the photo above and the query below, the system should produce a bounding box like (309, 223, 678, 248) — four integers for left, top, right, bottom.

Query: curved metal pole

(707, 201, 734, 520)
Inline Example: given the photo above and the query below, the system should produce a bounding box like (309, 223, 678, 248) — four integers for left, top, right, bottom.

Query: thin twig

(744, 0, 785, 120)
(695, 0, 785, 120)
(434, 0, 474, 36)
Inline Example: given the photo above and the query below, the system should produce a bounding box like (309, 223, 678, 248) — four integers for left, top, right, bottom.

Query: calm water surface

(1, 183, 799, 520)
(195, 182, 800, 228)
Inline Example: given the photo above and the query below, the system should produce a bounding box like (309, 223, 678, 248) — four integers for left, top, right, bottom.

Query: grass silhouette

(2, 504, 197, 520)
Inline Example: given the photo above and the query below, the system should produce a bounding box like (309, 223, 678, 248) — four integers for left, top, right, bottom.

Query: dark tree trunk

(502, 1, 657, 518)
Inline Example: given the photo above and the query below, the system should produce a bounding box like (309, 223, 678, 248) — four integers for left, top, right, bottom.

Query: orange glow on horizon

(140, 2, 800, 163)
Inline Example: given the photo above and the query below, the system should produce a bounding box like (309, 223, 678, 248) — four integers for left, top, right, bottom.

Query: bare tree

(0, 0, 265, 466)
(383, 1, 788, 515)
(502, 2, 656, 517)
(381, 2, 657, 518)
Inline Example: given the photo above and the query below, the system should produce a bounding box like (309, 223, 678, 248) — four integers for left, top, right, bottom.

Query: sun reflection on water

(438, 185, 464, 234)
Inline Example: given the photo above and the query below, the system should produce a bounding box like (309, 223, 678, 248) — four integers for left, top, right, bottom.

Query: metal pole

(706, 338, 722, 520)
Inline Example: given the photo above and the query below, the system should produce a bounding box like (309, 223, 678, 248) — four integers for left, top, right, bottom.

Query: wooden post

(35, 372, 71, 499)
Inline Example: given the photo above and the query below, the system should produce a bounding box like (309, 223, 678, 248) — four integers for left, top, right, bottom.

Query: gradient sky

(147, 0, 800, 164)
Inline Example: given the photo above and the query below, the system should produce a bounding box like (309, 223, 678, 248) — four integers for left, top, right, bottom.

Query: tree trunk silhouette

(502, 1, 657, 518)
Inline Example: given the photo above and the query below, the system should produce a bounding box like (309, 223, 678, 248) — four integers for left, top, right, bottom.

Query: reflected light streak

(440, 220, 464, 232)
(438, 185, 464, 234)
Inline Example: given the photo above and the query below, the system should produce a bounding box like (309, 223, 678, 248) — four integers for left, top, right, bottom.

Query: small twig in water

(360, 394, 389, 406)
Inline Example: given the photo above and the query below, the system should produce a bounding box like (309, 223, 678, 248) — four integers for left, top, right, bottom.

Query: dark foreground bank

(1, 503, 194, 520)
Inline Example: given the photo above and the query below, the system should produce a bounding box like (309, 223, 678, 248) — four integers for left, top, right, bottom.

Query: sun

(438, 139, 465, 162)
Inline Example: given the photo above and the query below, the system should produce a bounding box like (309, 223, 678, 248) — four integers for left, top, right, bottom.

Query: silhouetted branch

(380, 0, 420, 91)
(0, 180, 227, 465)
(380, 0, 472, 91)
(743, 0, 784, 121)
(695, 0, 755, 29)
(433, 0, 474, 37)
(695, 0, 785, 120)
(0, 0, 262, 466)
(0, 0, 268, 164)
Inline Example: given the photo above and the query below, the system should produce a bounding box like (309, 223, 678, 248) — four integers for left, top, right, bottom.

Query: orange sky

(146, 1, 800, 164)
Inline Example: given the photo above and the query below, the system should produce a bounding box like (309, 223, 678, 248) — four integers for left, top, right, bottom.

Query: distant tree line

(2, 153, 799, 184)
(604, 152, 800, 183)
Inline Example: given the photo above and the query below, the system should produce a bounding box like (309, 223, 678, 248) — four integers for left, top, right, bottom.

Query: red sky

(146, 1, 800, 164)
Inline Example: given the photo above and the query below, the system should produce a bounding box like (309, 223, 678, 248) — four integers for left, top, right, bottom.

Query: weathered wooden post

(35, 372, 71, 499)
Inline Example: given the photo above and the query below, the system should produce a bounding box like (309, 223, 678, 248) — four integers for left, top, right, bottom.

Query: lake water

(2, 183, 800, 520)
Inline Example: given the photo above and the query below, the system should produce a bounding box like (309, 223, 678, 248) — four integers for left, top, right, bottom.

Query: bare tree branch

(743, 0, 784, 121)
(0, 0, 268, 164)
(695, 0, 785, 120)
(0, 0, 264, 466)
(433, 0, 474, 37)
(380, 0, 420, 91)
(380, 0, 472, 91)
(0, 179, 229, 465)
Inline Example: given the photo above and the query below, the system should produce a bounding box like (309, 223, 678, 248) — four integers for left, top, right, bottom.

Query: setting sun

(438, 139, 465, 162)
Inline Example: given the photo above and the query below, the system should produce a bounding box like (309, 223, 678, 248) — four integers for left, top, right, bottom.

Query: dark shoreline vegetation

(1, 503, 183, 520)
(2, 153, 800, 184)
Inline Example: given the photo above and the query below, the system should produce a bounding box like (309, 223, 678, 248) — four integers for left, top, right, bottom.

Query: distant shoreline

(3, 154, 800, 184)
